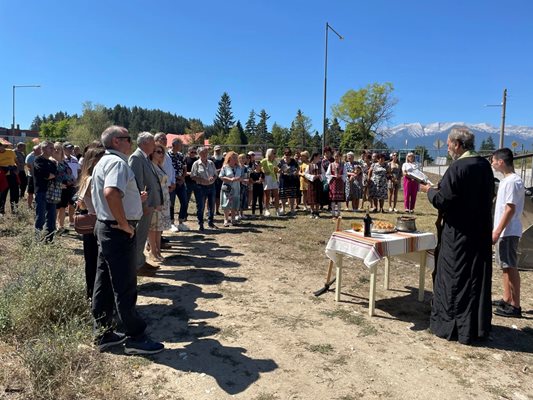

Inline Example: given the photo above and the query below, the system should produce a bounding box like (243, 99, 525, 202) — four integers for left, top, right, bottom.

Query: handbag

(46, 180, 62, 204)
(74, 212, 96, 235)
(221, 183, 232, 193)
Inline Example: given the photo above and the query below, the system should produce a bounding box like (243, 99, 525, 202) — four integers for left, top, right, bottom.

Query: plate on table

(371, 228, 397, 234)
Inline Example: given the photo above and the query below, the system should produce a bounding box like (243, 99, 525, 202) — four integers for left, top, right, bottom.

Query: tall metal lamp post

(12, 84, 41, 136)
(485, 88, 507, 149)
(322, 22, 343, 153)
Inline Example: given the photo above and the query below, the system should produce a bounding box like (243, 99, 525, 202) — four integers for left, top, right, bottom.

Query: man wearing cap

(63, 142, 80, 226)
(169, 137, 189, 231)
(210, 145, 224, 215)
(0, 142, 20, 215)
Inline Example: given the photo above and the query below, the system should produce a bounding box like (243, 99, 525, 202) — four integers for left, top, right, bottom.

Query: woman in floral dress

(344, 151, 360, 211)
(368, 153, 389, 213)
(148, 144, 171, 261)
(326, 151, 347, 218)
(220, 151, 242, 226)
(387, 152, 402, 212)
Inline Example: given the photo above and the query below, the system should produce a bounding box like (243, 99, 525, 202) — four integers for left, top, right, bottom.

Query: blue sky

(1, 0, 532, 133)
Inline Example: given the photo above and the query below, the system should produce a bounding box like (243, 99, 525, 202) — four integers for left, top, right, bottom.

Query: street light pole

(322, 22, 343, 153)
(12, 84, 41, 137)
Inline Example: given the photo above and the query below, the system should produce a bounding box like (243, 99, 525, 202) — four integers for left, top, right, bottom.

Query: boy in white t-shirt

(491, 148, 524, 318)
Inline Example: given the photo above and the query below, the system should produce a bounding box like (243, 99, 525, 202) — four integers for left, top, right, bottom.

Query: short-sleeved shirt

(91, 149, 142, 221)
(191, 158, 217, 185)
(15, 150, 26, 173)
(25, 152, 36, 176)
(494, 173, 524, 238)
(169, 150, 186, 178)
(64, 155, 80, 181)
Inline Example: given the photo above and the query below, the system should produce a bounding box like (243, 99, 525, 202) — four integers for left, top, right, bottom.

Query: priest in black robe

(420, 127, 494, 345)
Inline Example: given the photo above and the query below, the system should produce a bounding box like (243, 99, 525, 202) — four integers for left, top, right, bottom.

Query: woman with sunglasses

(147, 144, 171, 262)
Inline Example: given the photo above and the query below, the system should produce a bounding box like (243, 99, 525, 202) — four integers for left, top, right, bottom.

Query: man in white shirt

(491, 148, 524, 318)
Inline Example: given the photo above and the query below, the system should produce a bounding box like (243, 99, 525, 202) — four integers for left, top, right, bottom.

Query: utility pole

(500, 88, 507, 149)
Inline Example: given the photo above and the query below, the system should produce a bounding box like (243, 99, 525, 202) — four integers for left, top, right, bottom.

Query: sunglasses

(117, 136, 132, 143)
(154, 150, 164, 154)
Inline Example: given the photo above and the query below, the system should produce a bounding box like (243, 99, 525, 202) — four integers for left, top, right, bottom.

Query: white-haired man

(129, 132, 163, 275)
(92, 125, 164, 354)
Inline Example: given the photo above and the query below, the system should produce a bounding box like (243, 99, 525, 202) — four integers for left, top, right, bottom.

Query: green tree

(67, 102, 112, 149)
(225, 125, 244, 151)
(213, 92, 235, 138)
(235, 120, 248, 145)
(39, 119, 72, 141)
(332, 82, 397, 149)
(244, 109, 257, 141)
(479, 135, 496, 152)
(256, 109, 271, 146)
(310, 131, 322, 152)
(326, 117, 343, 150)
(271, 123, 290, 153)
(288, 109, 313, 149)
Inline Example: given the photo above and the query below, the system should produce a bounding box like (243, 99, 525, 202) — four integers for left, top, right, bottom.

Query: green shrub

(0, 241, 90, 340)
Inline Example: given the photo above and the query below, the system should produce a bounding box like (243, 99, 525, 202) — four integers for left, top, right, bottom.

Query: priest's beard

(214, 154, 223, 161)
(448, 149, 459, 160)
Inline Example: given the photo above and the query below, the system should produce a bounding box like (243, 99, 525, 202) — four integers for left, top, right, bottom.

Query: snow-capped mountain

(379, 122, 533, 150)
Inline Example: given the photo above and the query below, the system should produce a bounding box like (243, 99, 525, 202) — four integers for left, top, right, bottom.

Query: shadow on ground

(135, 232, 278, 394)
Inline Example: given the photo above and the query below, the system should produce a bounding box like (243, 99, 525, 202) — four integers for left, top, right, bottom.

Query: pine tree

(288, 109, 312, 149)
(327, 117, 343, 150)
(479, 135, 496, 152)
(226, 125, 243, 151)
(236, 120, 248, 145)
(244, 109, 257, 140)
(213, 92, 235, 138)
(272, 123, 290, 152)
(256, 109, 271, 145)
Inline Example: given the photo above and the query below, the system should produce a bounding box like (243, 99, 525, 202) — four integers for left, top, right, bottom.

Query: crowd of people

(0, 125, 526, 354)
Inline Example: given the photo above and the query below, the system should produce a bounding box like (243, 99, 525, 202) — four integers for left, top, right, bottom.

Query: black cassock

(427, 155, 494, 344)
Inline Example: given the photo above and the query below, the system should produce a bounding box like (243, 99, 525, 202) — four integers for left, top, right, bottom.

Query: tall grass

(0, 210, 137, 400)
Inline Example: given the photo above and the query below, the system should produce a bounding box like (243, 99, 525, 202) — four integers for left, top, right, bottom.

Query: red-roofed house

(165, 132, 209, 148)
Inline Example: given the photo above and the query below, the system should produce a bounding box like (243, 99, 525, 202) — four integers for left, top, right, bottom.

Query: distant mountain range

(378, 122, 533, 151)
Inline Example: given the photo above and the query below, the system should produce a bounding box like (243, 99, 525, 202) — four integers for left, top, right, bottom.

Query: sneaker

(235, 215, 241, 221)
(492, 299, 508, 307)
(494, 303, 522, 318)
(208, 223, 218, 229)
(393, 208, 398, 212)
(178, 223, 190, 232)
(96, 331, 127, 352)
(389, 207, 393, 212)
(170, 224, 179, 232)
(124, 335, 164, 355)
(263, 210, 271, 217)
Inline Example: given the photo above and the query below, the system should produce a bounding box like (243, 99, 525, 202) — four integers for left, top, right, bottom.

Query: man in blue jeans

(168, 137, 189, 232)
(91, 125, 164, 355)
(190, 146, 217, 231)
(32, 141, 57, 242)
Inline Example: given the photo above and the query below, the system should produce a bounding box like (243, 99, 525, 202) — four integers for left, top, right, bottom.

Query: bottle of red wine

(363, 206, 372, 237)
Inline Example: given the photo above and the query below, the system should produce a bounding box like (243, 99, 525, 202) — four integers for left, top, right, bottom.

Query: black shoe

(96, 331, 127, 352)
(199, 224, 205, 232)
(494, 303, 522, 318)
(208, 223, 217, 229)
(124, 335, 164, 355)
(161, 237, 170, 243)
(492, 299, 508, 307)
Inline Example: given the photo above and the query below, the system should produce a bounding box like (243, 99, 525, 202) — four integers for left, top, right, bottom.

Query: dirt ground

(113, 206, 533, 400)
